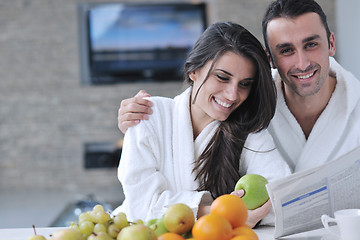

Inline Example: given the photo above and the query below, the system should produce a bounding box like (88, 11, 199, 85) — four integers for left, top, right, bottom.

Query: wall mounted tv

(78, 2, 207, 85)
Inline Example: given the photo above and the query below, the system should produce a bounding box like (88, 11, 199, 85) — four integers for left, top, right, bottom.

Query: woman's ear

(189, 71, 196, 81)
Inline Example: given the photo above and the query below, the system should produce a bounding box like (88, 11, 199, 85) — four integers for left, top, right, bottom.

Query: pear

(51, 228, 85, 240)
(87, 232, 112, 240)
(28, 234, 47, 240)
(163, 203, 195, 235)
(28, 225, 47, 240)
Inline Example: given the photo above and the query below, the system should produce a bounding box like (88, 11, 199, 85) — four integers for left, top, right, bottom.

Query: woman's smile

(213, 97, 233, 109)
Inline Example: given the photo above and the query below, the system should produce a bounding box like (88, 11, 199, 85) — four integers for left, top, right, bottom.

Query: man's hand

(118, 90, 153, 134)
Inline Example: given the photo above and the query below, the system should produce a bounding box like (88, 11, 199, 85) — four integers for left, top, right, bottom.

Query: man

(262, 0, 360, 172)
(117, 0, 360, 173)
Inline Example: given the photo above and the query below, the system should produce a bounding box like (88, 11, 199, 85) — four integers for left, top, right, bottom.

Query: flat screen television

(78, 2, 207, 84)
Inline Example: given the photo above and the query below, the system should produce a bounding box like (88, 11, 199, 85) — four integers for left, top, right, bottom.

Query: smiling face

(189, 51, 255, 131)
(266, 12, 335, 98)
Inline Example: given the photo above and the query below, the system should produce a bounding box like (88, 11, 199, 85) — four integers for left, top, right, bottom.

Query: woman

(113, 22, 290, 227)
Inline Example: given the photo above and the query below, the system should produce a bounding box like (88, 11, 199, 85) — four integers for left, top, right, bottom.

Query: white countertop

(0, 226, 339, 240)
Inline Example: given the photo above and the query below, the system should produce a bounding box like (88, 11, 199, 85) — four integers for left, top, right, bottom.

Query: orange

(231, 235, 256, 240)
(192, 214, 232, 240)
(210, 194, 248, 228)
(158, 232, 186, 240)
(232, 225, 258, 240)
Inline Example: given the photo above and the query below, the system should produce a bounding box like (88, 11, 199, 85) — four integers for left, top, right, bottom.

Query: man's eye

(306, 42, 317, 48)
(280, 48, 293, 55)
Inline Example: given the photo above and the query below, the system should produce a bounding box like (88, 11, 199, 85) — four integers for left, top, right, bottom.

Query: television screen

(78, 2, 207, 84)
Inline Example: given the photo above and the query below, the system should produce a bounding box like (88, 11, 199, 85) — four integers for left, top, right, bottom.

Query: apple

(150, 216, 169, 236)
(117, 224, 157, 240)
(234, 174, 269, 210)
(51, 228, 85, 240)
(163, 203, 195, 235)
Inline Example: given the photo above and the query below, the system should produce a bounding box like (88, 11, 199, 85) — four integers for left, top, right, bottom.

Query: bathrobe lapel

(296, 58, 360, 171)
(172, 87, 219, 190)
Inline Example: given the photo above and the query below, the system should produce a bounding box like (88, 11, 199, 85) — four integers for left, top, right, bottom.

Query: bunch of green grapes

(70, 204, 131, 240)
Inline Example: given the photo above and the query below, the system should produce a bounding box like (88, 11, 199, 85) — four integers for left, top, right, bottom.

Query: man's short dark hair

(262, 0, 331, 58)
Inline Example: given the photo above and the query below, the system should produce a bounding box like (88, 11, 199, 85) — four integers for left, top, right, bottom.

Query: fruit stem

(32, 225, 37, 235)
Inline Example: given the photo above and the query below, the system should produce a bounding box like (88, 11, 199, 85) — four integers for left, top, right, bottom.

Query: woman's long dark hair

(184, 22, 277, 198)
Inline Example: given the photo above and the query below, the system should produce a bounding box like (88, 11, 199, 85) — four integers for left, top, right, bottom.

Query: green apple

(234, 174, 269, 210)
(151, 216, 169, 236)
(117, 224, 157, 240)
(163, 203, 195, 235)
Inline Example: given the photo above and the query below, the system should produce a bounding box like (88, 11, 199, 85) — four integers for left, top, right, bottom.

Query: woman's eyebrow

(216, 69, 233, 76)
(216, 69, 255, 81)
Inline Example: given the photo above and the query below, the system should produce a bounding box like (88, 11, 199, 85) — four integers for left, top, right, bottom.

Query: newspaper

(266, 146, 360, 238)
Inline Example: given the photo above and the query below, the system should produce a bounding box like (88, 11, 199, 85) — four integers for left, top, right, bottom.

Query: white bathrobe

(114, 87, 291, 222)
(268, 57, 360, 172)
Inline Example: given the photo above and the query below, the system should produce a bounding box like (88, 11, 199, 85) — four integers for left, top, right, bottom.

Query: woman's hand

(231, 190, 271, 228)
(197, 205, 211, 219)
(118, 90, 153, 133)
